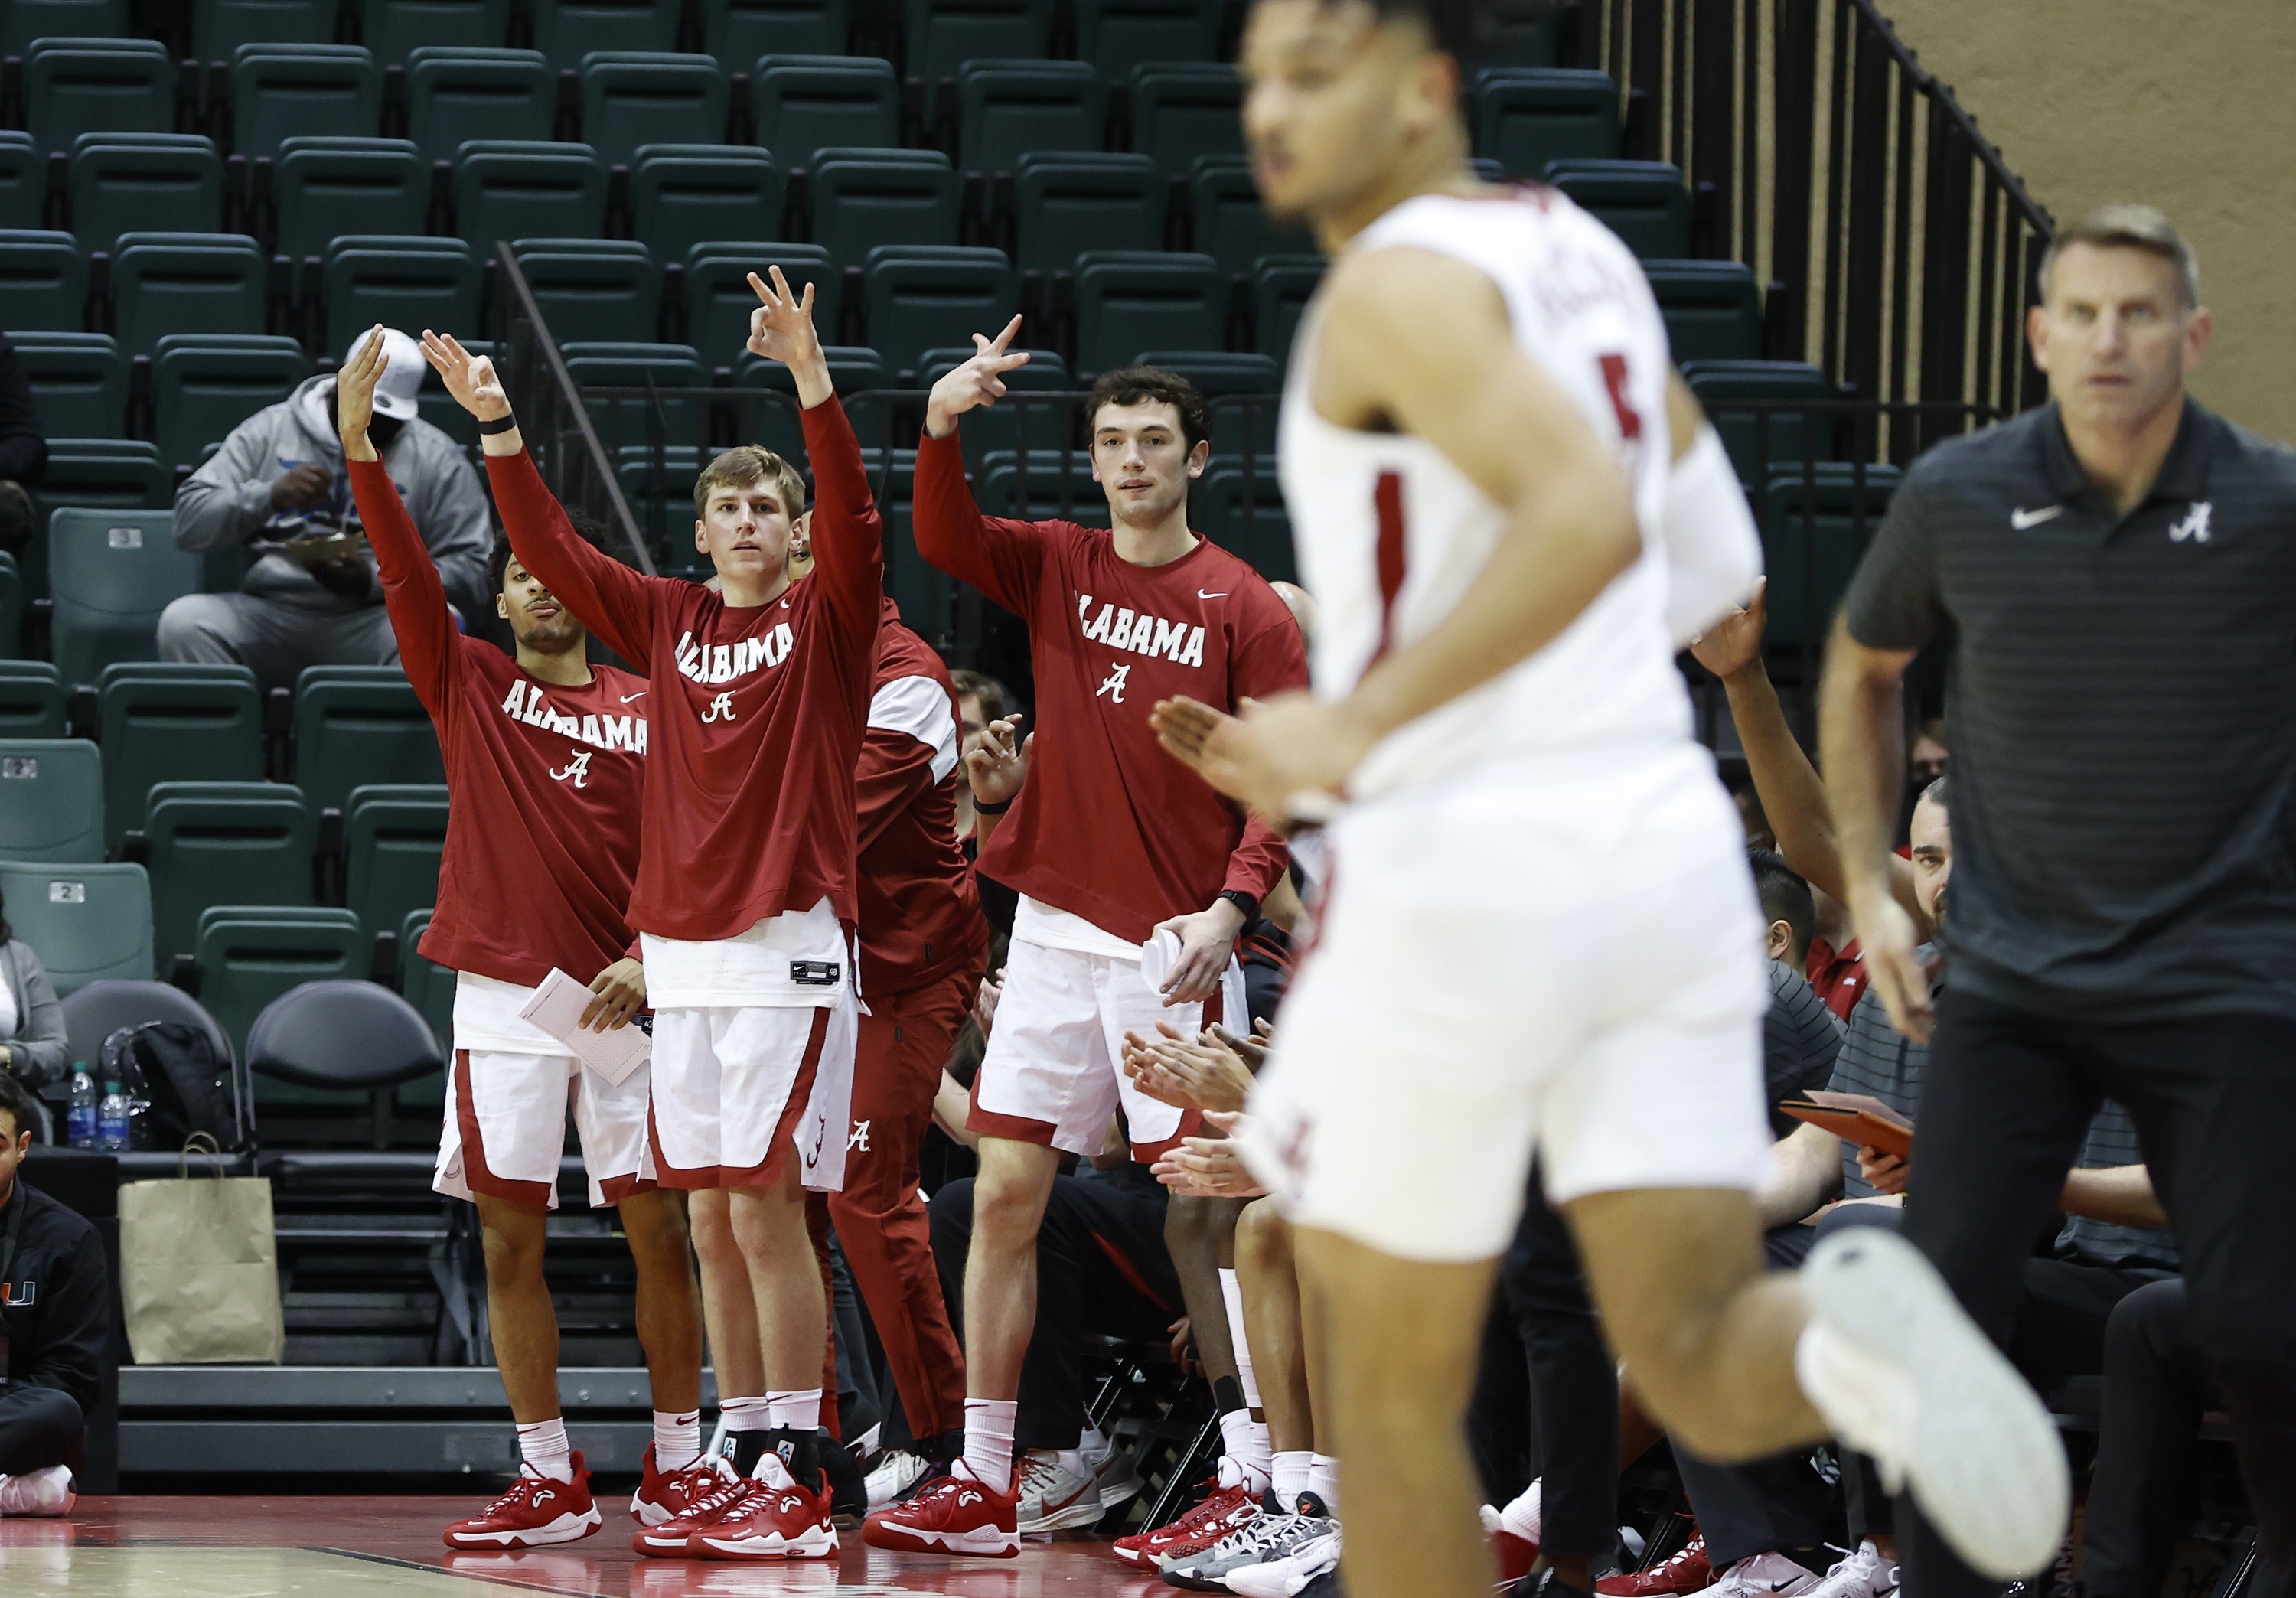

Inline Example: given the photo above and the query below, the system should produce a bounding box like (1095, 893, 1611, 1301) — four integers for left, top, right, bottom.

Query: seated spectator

(1907, 716, 1949, 785)
(1749, 850, 1843, 1137)
(0, 1073, 108, 1518)
(161, 327, 490, 692)
(0, 887, 68, 1094)
(0, 335, 46, 559)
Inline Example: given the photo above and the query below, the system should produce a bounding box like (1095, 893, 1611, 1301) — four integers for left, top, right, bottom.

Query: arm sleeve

(912, 429, 1046, 615)
(1841, 467, 1945, 651)
(1219, 605, 1314, 904)
(0, 341, 47, 484)
(856, 673, 960, 853)
(798, 396, 888, 651)
(1661, 426, 1763, 647)
(350, 458, 459, 722)
(8, 948, 69, 1091)
(408, 441, 495, 621)
(26, 1223, 108, 1417)
(484, 445, 657, 670)
(170, 422, 281, 553)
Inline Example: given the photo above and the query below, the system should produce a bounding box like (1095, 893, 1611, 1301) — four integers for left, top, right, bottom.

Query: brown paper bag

(118, 1137, 285, 1365)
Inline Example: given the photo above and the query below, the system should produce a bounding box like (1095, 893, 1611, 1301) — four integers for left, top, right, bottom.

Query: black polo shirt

(1844, 398, 2296, 1022)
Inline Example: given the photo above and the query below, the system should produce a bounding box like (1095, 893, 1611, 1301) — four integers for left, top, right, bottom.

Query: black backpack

(98, 1022, 246, 1153)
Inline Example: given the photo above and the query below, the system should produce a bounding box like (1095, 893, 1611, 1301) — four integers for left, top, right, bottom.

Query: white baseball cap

(341, 326, 426, 421)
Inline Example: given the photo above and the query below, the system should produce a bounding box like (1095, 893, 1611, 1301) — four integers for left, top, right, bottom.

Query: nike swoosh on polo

(1197, 589, 1228, 599)
(2009, 505, 2064, 530)
(620, 691, 647, 703)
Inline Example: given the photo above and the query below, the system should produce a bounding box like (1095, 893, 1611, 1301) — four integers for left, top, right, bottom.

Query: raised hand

(1151, 692, 1367, 824)
(925, 315, 1030, 439)
(965, 713, 1030, 807)
(1688, 576, 1769, 680)
(336, 324, 388, 460)
(419, 330, 510, 422)
(745, 266, 825, 373)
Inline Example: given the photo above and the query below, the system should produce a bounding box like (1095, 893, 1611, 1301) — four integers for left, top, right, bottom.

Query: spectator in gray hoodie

(160, 327, 491, 692)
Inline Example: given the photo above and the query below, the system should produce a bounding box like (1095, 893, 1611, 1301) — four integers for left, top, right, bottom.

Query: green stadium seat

(23, 445, 168, 601)
(1130, 62, 1241, 174)
(631, 145, 784, 264)
(704, 0, 846, 64)
(152, 334, 311, 474)
(110, 233, 269, 355)
(395, 905, 452, 1050)
(1191, 154, 1310, 279)
(0, 739, 103, 862)
(919, 344, 1066, 475)
(685, 243, 837, 368)
(732, 341, 889, 456)
(1544, 158, 1691, 259)
(0, 663, 65, 738)
(562, 341, 708, 453)
(344, 783, 447, 951)
(1473, 68, 1619, 177)
(48, 507, 201, 683)
(0, 559, 18, 660)
(578, 52, 732, 168)
(1013, 151, 1160, 274)
(453, 140, 608, 250)
(905, 0, 1051, 107)
(1252, 253, 1322, 367)
(1199, 455, 1293, 582)
(197, 0, 335, 58)
(292, 669, 445, 814)
(807, 148, 958, 266)
(2, 0, 129, 59)
(406, 47, 556, 164)
(1137, 349, 1279, 457)
(322, 235, 481, 355)
(514, 240, 662, 344)
(977, 449, 1110, 529)
(12, 333, 126, 439)
(1077, 0, 1221, 80)
(533, 0, 681, 69)
(191, 906, 365, 1064)
(1645, 259, 1763, 363)
(66, 135, 223, 253)
(1470, 2, 1559, 71)
(1682, 359, 1833, 486)
(0, 133, 41, 231)
(361, 0, 514, 61)
(142, 781, 315, 967)
(957, 59, 1104, 176)
(752, 58, 901, 166)
(863, 245, 1018, 376)
(1074, 249, 1222, 375)
(24, 38, 175, 153)
(0, 230, 90, 333)
(1760, 463, 1901, 651)
(97, 662, 266, 846)
(615, 445, 706, 573)
(274, 137, 428, 261)
(228, 45, 384, 160)
(0, 861, 152, 993)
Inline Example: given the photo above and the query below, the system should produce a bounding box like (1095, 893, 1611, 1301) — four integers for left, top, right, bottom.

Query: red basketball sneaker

(689, 1459, 840, 1561)
(1480, 1503, 1540, 1590)
(631, 1444, 733, 1528)
(1111, 1479, 1260, 1567)
(1597, 1533, 1716, 1596)
(861, 1459, 1020, 1557)
(444, 1456, 603, 1548)
(631, 1456, 757, 1557)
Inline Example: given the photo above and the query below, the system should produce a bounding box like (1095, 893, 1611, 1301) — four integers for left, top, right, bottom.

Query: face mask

(367, 413, 407, 452)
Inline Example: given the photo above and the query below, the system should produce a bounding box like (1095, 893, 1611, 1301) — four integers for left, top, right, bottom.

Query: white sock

(654, 1409, 702, 1472)
(1271, 1449, 1312, 1512)
(1216, 1409, 1270, 1495)
(517, 1417, 574, 1482)
(1307, 1453, 1339, 1515)
(962, 1397, 1018, 1495)
(766, 1388, 822, 1433)
(1079, 1425, 1110, 1463)
(722, 1394, 771, 1433)
(1218, 1268, 1264, 1410)
(1499, 1477, 1541, 1543)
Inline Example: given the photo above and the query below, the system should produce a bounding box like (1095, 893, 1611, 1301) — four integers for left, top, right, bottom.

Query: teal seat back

(0, 738, 102, 862)
(145, 781, 315, 967)
(1013, 152, 1161, 274)
(97, 664, 266, 846)
(274, 137, 428, 261)
(405, 47, 555, 162)
(750, 54, 899, 165)
(0, 860, 152, 993)
(49, 508, 202, 685)
(192, 908, 365, 1073)
(344, 783, 448, 956)
(0, 661, 64, 738)
(292, 672, 446, 814)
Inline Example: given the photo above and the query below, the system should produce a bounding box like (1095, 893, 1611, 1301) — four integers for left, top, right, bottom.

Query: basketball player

(421, 263, 879, 1562)
(338, 329, 708, 1549)
(1146, 5, 2069, 1597)
(862, 363, 1308, 1556)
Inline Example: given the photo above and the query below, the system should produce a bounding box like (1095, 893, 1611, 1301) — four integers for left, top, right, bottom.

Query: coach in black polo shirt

(1821, 204, 2296, 1598)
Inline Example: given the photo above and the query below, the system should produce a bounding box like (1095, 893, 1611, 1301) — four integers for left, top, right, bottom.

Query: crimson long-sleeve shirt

(912, 431, 1305, 943)
(485, 399, 882, 941)
(349, 456, 644, 987)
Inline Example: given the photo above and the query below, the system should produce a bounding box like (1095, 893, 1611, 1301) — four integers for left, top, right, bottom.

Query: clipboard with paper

(517, 967, 651, 1084)
(1777, 1089, 1914, 1160)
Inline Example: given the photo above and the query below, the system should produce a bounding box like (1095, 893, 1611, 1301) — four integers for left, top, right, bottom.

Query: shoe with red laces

(443, 1456, 602, 1549)
(1597, 1533, 1716, 1596)
(690, 1456, 840, 1560)
(1479, 1503, 1539, 1590)
(1111, 1479, 1260, 1567)
(631, 1456, 756, 1556)
(861, 1458, 1020, 1557)
(631, 1444, 728, 1527)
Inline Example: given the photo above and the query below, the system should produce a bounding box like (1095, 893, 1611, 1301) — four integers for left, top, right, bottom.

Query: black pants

(930, 1172, 1181, 1453)
(1902, 990, 2296, 1597)
(0, 1384, 85, 1476)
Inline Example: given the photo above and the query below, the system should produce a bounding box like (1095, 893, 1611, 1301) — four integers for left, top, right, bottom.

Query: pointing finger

(986, 314, 1023, 355)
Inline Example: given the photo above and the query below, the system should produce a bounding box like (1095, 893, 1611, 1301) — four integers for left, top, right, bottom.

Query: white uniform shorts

(971, 914, 1248, 1163)
(1236, 746, 1773, 1264)
(647, 997, 859, 1192)
(435, 1048, 657, 1212)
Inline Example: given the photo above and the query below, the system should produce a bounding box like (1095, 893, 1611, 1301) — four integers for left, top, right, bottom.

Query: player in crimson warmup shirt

(421, 268, 879, 1560)
(338, 331, 707, 1549)
(863, 334, 1306, 1557)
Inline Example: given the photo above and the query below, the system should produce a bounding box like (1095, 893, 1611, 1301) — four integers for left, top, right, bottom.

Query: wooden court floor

(0, 1497, 1166, 1597)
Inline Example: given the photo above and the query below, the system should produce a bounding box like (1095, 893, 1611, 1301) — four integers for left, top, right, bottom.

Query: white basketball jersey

(1280, 188, 1692, 801)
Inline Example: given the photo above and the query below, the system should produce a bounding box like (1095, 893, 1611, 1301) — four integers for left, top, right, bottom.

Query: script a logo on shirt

(1076, 593, 1207, 667)
(675, 624, 794, 686)
(500, 679, 647, 755)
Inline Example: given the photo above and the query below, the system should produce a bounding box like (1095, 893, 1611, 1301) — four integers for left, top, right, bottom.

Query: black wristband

(1218, 889, 1259, 925)
(476, 412, 518, 435)
(973, 794, 1013, 815)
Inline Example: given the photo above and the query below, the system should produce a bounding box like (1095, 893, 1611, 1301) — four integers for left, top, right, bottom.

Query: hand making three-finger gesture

(925, 314, 1031, 439)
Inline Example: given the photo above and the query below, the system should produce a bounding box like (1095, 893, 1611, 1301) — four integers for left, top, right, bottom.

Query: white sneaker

(1165, 1508, 1339, 1592)
(863, 1449, 931, 1510)
(1797, 1227, 2069, 1580)
(1093, 1443, 1146, 1508)
(1013, 1452, 1105, 1533)
(1802, 1541, 1900, 1598)
(1226, 1525, 1340, 1598)
(0, 1466, 77, 1518)
(1707, 1550, 1821, 1598)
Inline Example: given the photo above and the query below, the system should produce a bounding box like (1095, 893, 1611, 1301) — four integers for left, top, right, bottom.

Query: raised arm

(422, 331, 656, 669)
(1658, 375, 1763, 647)
(340, 328, 457, 718)
(913, 315, 1045, 611)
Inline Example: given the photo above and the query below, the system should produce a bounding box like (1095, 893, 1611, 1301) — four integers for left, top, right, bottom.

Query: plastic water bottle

(99, 1081, 129, 1153)
(68, 1069, 98, 1149)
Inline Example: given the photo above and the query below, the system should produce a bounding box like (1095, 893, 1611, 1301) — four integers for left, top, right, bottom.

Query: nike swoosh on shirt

(1198, 589, 1228, 599)
(2009, 505, 2064, 530)
(619, 691, 647, 702)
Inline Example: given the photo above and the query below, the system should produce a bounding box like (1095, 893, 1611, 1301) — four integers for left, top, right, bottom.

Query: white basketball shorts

(1235, 745, 1773, 1264)
(647, 999, 859, 1192)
